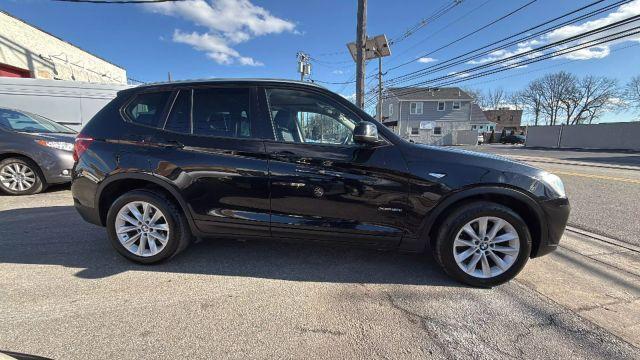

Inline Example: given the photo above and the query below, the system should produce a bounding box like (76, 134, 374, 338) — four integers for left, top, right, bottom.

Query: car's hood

(398, 142, 549, 196)
(405, 143, 540, 172)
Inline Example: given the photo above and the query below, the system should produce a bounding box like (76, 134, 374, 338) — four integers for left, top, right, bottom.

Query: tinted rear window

(125, 92, 171, 128)
(164, 90, 191, 133)
(192, 87, 252, 138)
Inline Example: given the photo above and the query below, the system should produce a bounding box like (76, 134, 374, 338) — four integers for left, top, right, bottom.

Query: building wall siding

(398, 100, 471, 136)
(0, 11, 127, 84)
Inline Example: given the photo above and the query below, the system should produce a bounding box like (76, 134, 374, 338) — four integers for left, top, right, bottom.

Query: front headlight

(540, 171, 566, 198)
(36, 139, 74, 152)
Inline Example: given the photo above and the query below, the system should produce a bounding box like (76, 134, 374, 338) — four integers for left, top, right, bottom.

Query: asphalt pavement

(1, 189, 638, 359)
(458, 145, 640, 246)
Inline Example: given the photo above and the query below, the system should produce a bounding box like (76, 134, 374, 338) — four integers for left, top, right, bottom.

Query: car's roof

(128, 78, 327, 91)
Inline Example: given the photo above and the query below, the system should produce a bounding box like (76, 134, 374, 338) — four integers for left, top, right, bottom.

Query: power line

(384, 0, 492, 69)
(389, 0, 463, 45)
(385, 0, 538, 73)
(393, 14, 640, 90)
(454, 42, 640, 89)
(382, 22, 640, 99)
(385, 0, 629, 86)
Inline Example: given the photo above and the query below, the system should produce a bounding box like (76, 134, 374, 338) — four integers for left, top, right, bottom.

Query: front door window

(266, 88, 360, 145)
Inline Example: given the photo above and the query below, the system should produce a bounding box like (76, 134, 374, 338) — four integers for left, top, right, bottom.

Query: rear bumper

(533, 197, 570, 257)
(39, 149, 74, 184)
(73, 197, 103, 226)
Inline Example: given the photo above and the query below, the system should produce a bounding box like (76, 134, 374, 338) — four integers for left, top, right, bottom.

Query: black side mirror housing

(353, 121, 380, 145)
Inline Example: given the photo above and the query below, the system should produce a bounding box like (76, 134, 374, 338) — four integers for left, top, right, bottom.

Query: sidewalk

(516, 230, 640, 347)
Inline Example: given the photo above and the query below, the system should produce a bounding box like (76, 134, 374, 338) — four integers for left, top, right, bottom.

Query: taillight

(73, 134, 94, 162)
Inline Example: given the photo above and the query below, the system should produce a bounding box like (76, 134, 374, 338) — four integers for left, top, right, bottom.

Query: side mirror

(353, 121, 380, 145)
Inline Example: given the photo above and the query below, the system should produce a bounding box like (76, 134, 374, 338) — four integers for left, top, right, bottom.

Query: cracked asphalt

(1, 189, 639, 359)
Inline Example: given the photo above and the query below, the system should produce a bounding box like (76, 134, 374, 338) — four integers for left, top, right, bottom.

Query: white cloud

(417, 57, 437, 63)
(341, 93, 356, 103)
(147, 0, 296, 66)
(332, 70, 344, 74)
(468, 0, 640, 65)
(447, 71, 470, 78)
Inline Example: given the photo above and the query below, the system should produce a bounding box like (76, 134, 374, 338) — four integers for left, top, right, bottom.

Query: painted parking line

(553, 170, 640, 185)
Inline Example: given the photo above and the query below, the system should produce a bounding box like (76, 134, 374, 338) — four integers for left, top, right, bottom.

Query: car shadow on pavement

(0, 206, 460, 287)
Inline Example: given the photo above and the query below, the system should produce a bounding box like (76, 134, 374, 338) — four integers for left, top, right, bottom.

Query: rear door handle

(157, 140, 184, 149)
(274, 151, 295, 156)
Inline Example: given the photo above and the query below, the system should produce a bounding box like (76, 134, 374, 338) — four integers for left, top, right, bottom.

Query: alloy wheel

(115, 201, 170, 257)
(452, 216, 520, 278)
(0, 163, 36, 192)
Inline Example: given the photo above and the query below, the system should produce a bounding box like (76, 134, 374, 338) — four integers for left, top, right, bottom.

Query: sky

(2, 0, 640, 122)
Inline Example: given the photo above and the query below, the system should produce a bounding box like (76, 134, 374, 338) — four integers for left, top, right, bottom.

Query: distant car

(0, 108, 76, 195)
(501, 134, 526, 145)
(477, 134, 485, 145)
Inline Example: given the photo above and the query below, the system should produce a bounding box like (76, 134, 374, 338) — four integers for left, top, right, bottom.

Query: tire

(0, 157, 45, 195)
(433, 201, 532, 287)
(106, 190, 191, 264)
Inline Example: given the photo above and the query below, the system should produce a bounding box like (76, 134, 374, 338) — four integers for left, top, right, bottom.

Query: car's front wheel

(106, 190, 191, 264)
(434, 201, 532, 287)
(0, 157, 45, 195)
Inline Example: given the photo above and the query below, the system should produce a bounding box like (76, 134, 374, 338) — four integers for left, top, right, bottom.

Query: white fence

(526, 122, 640, 151)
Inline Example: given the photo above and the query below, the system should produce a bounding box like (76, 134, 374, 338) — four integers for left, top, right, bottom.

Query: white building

(0, 10, 127, 85)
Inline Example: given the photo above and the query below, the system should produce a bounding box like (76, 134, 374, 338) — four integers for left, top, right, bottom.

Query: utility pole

(377, 53, 383, 121)
(355, 0, 367, 109)
(296, 52, 311, 81)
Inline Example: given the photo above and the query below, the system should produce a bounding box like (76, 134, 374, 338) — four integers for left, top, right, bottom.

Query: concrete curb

(565, 226, 640, 253)
(507, 155, 640, 171)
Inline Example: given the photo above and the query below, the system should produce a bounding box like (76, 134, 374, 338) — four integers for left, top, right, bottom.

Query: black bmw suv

(72, 79, 569, 287)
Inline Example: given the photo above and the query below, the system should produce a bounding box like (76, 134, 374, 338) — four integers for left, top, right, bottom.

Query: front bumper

(533, 197, 570, 257)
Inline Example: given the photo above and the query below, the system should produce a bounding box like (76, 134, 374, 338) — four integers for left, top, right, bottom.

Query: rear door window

(192, 87, 252, 139)
(164, 90, 191, 133)
(124, 91, 172, 128)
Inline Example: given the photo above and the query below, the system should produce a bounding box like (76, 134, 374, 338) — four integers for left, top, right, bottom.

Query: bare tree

(518, 80, 544, 125)
(538, 71, 576, 125)
(624, 75, 640, 116)
(485, 88, 505, 110)
(462, 88, 484, 106)
(561, 75, 621, 124)
(507, 91, 524, 110)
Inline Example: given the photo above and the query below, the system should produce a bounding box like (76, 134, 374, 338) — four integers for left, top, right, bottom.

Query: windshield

(0, 108, 76, 134)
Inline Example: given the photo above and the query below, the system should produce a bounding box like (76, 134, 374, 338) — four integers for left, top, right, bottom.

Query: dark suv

(71, 79, 569, 287)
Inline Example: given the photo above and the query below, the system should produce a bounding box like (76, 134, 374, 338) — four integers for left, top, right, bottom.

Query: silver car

(0, 108, 76, 195)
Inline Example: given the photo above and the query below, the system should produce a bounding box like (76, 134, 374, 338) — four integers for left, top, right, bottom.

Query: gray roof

(385, 87, 473, 100)
(470, 103, 493, 124)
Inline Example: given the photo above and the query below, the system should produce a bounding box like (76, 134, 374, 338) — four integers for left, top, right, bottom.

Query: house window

(472, 125, 477, 130)
(389, 103, 393, 116)
(497, 115, 501, 121)
(452, 101, 461, 110)
(433, 127, 442, 135)
(410, 102, 423, 115)
(437, 101, 445, 111)
(411, 127, 419, 135)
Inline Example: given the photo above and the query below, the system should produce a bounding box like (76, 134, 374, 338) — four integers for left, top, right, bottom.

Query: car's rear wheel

(106, 190, 191, 264)
(0, 157, 45, 195)
(434, 201, 532, 287)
